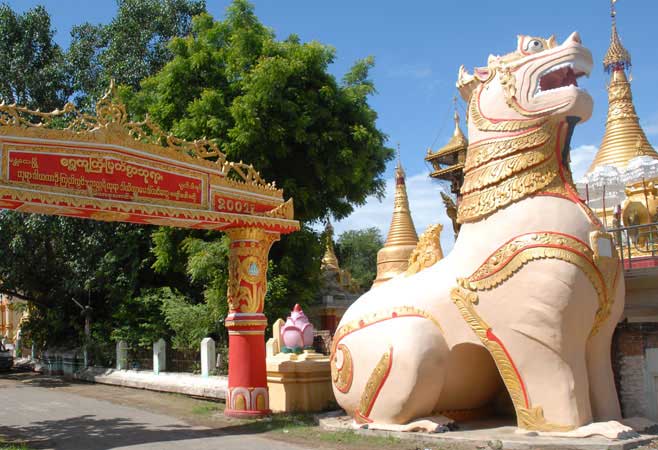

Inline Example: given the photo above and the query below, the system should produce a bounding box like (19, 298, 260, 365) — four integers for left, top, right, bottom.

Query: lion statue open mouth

(330, 33, 637, 439)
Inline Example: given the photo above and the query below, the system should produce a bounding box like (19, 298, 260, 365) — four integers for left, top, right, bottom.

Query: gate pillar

(224, 227, 279, 418)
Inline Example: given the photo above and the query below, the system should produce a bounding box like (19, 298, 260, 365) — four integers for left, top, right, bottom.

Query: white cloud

(643, 115, 658, 136)
(333, 171, 456, 254)
(569, 144, 598, 182)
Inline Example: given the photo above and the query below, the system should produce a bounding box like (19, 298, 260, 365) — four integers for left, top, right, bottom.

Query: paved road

(0, 373, 311, 450)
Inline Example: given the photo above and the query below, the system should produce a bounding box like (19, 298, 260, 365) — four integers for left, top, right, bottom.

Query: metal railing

(607, 222, 658, 270)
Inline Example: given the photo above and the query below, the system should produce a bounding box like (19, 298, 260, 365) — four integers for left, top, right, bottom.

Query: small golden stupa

(320, 221, 340, 273)
(586, 3, 658, 174)
(372, 158, 419, 288)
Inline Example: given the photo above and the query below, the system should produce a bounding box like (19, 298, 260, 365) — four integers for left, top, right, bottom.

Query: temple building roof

(426, 108, 468, 197)
(426, 110, 468, 172)
(587, 2, 658, 174)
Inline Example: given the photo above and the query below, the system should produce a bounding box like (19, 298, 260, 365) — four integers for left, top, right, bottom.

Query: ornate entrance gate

(0, 84, 299, 417)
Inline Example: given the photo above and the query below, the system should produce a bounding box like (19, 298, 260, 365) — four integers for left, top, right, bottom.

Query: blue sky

(8, 0, 658, 250)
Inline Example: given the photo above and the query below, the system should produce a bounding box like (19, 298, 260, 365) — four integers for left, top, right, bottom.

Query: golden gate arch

(0, 82, 299, 418)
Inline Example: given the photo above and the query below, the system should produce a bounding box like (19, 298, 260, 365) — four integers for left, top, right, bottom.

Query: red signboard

(7, 150, 204, 207)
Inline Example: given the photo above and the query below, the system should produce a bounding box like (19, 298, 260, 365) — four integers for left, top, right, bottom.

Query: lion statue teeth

(330, 32, 635, 439)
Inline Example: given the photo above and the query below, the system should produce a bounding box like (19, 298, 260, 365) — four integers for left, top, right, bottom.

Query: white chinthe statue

(331, 33, 634, 438)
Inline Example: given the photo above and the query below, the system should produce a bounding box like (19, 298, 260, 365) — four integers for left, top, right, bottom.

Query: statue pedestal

(266, 350, 334, 413)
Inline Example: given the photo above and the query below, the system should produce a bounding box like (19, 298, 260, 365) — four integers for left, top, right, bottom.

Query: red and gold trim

(331, 306, 443, 356)
(452, 230, 620, 431)
(354, 347, 394, 424)
(451, 287, 572, 431)
(331, 344, 354, 394)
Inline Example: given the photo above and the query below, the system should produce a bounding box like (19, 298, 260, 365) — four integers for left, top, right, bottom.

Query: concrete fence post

(201, 337, 215, 378)
(153, 338, 166, 374)
(116, 341, 128, 370)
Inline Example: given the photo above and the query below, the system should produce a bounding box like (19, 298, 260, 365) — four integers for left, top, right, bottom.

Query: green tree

(149, 226, 309, 339)
(128, 0, 393, 222)
(0, 1, 208, 353)
(335, 227, 383, 290)
(68, 0, 206, 109)
(0, 214, 157, 349)
(126, 0, 389, 325)
(0, 4, 70, 109)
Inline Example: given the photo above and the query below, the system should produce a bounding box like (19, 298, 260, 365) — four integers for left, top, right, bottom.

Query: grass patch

(240, 414, 406, 448)
(317, 429, 401, 446)
(191, 402, 223, 416)
(0, 440, 31, 450)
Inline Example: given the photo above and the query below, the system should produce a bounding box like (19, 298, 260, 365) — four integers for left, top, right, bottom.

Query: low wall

(73, 367, 228, 400)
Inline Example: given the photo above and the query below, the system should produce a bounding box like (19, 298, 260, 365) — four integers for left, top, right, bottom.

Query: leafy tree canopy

(0, 4, 71, 109)
(127, 0, 393, 222)
(0, 1, 209, 350)
(68, 0, 206, 109)
(0, 0, 391, 353)
(335, 227, 383, 290)
(0, 213, 156, 347)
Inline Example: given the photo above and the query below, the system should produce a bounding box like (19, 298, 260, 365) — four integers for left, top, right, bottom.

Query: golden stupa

(586, 3, 658, 174)
(320, 221, 340, 273)
(372, 159, 419, 288)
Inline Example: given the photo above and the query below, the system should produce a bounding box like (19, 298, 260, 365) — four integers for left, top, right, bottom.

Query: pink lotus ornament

(280, 304, 314, 353)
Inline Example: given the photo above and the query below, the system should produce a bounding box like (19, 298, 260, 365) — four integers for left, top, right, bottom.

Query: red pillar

(223, 227, 279, 418)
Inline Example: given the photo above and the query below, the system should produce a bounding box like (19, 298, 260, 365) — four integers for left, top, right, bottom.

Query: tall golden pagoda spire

(372, 153, 419, 288)
(587, 0, 658, 173)
(321, 220, 340, 272)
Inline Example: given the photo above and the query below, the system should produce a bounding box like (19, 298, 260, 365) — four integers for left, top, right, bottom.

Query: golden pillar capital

(225, 227, 280, 314)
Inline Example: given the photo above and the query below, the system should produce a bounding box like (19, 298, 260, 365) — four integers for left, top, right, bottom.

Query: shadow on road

(0, 371, 74, 388)
(0, 415, 235, 450)
(0, 370, 316, 449)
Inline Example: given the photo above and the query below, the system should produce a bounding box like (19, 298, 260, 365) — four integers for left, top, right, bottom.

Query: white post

(153, 338, 166, 374)
(200, 337, 215, 378)
(116, 341, 128, 370)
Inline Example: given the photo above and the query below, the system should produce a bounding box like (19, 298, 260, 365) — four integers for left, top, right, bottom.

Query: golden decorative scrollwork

(0, 80, 277, 192)
(457, 117, 565, 224)
(225, 228, 280, 314)
(468, 89, 547, 133)
(451, 230, 622, 430)
(450, 287, 528, 414)
(459, 232, 593, 290)
(405, 224, 444, 276)
(461, 147, 553, 194)
(354, 347, 393, 424)
(457, 231, 612, 338)
(262, 198, 295, 220)
(458, 159, 562, 223)
(458, 231, 614, 339)
(331, 306, 443, 355)
(465, 125, 552, 169)
(450, 287, 574, 432)
(331, 344, 354, 394)
(588, 231, 620, 337)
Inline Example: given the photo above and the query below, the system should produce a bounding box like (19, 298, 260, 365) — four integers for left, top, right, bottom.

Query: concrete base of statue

(317, 413, 656, 450)
(266, 350, 334, 413)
